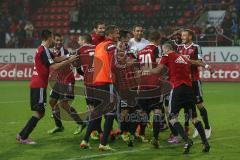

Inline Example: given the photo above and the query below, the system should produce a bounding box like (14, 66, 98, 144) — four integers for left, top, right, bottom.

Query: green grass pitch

(0, 81, 240, 160)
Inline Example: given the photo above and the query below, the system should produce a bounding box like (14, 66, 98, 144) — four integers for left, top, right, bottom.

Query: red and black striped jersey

(51, 47, 75, 84)
(30, 45, 54, 88)
(177, 43, 203, 81)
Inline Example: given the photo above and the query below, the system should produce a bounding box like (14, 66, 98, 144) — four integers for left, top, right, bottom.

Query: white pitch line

(64, 135, 240, 160)
(65, 148, 149, 160)
(0, 100, 27, 104)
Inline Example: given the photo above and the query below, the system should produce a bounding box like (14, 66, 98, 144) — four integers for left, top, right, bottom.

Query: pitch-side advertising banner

(0, 63, 239, 82)
(0, 47, 239, 81)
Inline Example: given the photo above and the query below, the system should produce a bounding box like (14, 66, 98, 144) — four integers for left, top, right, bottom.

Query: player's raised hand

(205, 64, 215, 74)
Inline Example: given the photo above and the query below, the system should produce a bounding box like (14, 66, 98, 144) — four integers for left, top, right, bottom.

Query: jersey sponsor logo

(175, 56, 187, 64)
(182, 55, 190, 60)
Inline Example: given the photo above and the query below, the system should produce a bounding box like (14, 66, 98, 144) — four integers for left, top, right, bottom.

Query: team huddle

(16, 21, 213, 154)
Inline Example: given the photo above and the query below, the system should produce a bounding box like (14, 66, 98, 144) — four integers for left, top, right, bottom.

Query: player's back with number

(77, 43, 96, 86)
(137, 44, 160, 88)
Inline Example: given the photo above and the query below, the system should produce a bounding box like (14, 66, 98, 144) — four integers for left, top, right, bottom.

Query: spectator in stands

(221, 14, 232, 36)
(0, 27, 5, 48)
(16, 20, 26, 48)
(205, 23, 216, 34)
(229, 5, 238, 21)
(24, 21, 34, 38)
(234, 32, 240, 45)
(69, 7, 79, 31)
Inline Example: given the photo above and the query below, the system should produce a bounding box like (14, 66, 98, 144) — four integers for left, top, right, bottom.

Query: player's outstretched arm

(53, 55, 70, 62)
(190, 59, 206, 67)
(190, 60, 214, 73)
(50, 55, 79, 71)
(142, 64, 165, 75)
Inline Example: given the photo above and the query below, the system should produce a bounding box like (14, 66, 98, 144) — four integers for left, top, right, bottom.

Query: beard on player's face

(54, 42, 62, 48)
(54, 42, 63, 49)
(54, 37, 63, 49)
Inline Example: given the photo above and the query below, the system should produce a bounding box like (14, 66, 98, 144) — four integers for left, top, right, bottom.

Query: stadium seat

(154, 4, 161, 11)
(177, 18, 186, 25)
(184, 10, 192, 17)
(51, 1, 57, 6)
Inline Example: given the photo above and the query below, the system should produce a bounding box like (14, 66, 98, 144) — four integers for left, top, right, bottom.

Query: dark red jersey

(30, 45, 54, 88)
(160, 51, 192, 88)
(77, 44, 96, 86)
(137, 44, 160, 89)
(51, 47, 75, 84)
(177, 43, 203, 81)
(91, 33, 106, 45)
(111, 49, 139, 91)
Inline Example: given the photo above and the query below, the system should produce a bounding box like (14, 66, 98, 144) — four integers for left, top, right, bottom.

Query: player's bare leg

(48, 97, 64, 134)
(59, 100, 86, 133)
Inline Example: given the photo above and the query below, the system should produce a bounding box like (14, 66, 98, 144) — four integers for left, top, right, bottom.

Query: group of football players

(16, 21, 213, 154)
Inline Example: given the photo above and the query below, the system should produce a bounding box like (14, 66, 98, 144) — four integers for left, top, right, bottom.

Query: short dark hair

(80, 34, 92, 43)
(105, 25, 119, 36)
(119, 30, 131, 40)
(182, 29, 195, 39)
(53, 33, 62, 38)
(94, 21, 105, 29)
(132, 25, 143, 31)
(148, 30, 161, 42)
(41, 29, 52, 41)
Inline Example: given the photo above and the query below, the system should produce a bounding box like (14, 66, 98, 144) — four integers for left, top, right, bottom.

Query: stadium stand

(0, 0, 239, 48)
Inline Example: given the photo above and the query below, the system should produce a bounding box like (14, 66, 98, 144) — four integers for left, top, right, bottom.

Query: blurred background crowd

(0, 0, 240, 48)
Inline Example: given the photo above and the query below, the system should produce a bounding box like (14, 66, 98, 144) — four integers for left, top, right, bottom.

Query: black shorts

(50, 83, 74, 100)
(168, 84, 197, 119)
(30, 88, 47, 112)
(85, 85, 99, 106)
(192, 80, 204, 104)
(86, 84, 114, 108)
(137, 96, 163, 113)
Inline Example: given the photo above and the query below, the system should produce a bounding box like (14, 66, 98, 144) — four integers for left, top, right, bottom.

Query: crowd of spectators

(0, 0, 240, 48)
